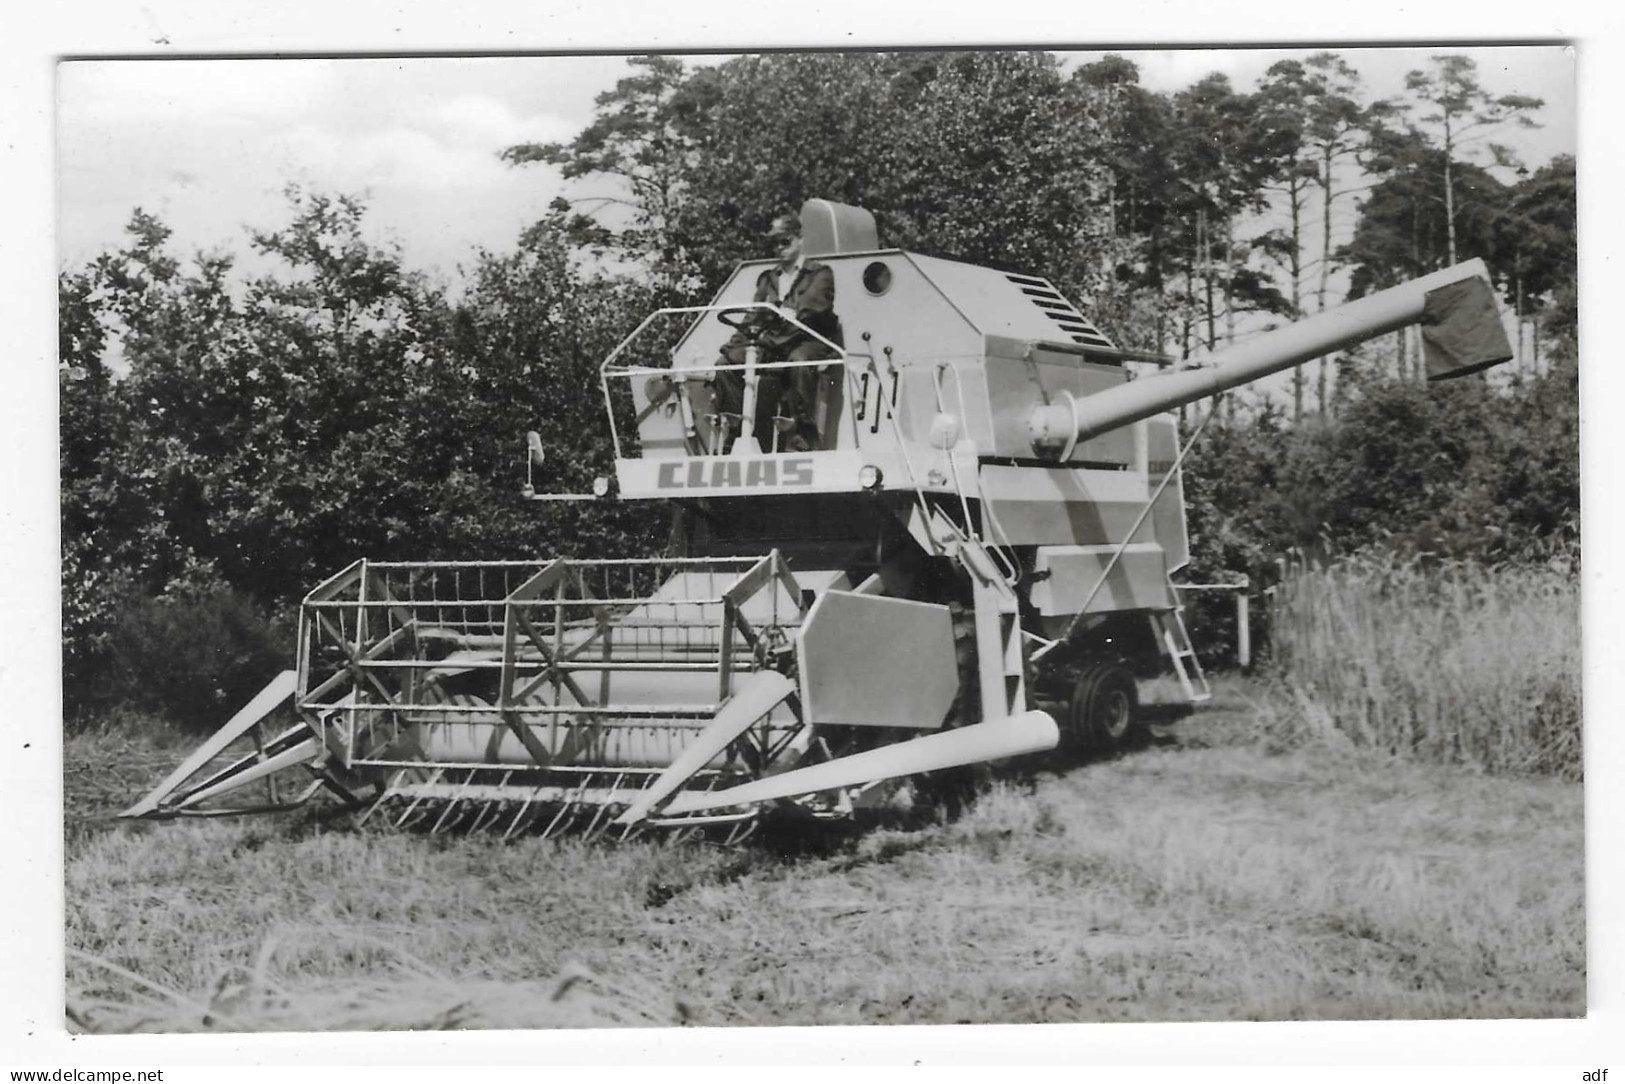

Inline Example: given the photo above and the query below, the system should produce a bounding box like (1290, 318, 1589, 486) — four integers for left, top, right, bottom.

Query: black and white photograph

(9, 6, 1611, 1066)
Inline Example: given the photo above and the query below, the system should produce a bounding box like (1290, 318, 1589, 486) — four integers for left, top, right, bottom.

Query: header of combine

(123, 199, 1512, 837)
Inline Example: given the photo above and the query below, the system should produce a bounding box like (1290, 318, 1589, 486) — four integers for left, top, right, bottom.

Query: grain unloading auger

(122, 200, 1513, 837)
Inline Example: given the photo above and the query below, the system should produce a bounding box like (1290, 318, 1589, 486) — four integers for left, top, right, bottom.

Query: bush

(96, 586, 294, 734)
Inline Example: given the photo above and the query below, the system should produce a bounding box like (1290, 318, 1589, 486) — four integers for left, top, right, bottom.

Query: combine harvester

(122, 201, 1513, 838)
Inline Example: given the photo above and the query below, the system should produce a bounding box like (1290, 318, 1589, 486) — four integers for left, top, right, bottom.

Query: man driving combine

(715, 212, 844, 452)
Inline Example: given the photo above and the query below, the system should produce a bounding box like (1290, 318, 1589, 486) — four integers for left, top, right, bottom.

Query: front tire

(1067, 661, 1142, 754)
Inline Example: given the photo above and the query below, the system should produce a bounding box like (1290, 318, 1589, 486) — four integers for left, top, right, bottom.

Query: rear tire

(1067, 661, 1142, 754)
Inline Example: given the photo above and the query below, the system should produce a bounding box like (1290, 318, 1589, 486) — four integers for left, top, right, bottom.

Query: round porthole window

(862, 261, 893, 296)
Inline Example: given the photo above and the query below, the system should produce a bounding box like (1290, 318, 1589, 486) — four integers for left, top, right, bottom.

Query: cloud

(275, 117, 554, 195)
(56, 59, 592, 270)
(58, 59, 333, 127)
(425, 95, 576, 151)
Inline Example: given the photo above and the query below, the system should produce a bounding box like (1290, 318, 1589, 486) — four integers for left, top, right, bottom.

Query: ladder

(1150, 606, 1211, 704)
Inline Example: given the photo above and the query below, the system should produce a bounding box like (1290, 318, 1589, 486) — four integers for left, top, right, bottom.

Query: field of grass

(64, 679, 1585, 1032)
(1269, 556, 1581, 779)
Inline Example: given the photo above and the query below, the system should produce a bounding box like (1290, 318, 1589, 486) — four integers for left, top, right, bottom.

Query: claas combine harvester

(122, 200, 1514, 839)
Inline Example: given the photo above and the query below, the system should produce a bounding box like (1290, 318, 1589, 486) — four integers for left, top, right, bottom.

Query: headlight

(858, 465, 884, 491)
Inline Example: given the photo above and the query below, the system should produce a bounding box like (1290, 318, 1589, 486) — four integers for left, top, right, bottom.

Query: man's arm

(785, 263, 840, 348)
(792, 263, 835, 321)
(752, 267, 779, 306)
(720, 268, 783, 362)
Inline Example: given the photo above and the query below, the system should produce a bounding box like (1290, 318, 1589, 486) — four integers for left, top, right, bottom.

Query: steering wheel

(716, 306, 786, 343)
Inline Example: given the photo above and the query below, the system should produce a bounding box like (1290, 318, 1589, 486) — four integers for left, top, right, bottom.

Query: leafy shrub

(97, 584, 293, 735)
(1179, 360, 1578, 666)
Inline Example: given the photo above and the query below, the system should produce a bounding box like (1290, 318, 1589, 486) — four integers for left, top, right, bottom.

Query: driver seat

(800, 199, 879, 258)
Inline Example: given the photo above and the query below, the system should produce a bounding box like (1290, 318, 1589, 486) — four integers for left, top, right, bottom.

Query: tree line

(58, 51, 1576, 723)
(513, 52, 1570, 410)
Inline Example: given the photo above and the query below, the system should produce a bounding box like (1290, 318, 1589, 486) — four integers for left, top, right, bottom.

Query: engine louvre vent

(1005, 275, 1114, 350)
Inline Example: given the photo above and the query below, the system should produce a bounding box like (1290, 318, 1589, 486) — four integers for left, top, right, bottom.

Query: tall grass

(1268, 554, 1581, 779)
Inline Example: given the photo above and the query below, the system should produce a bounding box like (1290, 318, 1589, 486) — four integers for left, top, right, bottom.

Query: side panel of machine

(1146, 414, 1190, 573)
(617, 448, 904, 499)
(796, 591, 959, 729)
(1028, 543, 1175, 616)
(796, 253, 995, 452)
(977, 464, 1158, 547)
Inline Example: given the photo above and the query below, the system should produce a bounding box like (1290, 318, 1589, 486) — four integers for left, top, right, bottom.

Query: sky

(56, 46, 1576, 281)
(57, 55, 629, 278)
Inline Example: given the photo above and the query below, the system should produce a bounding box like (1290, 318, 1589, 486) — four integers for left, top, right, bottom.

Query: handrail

(600, 302, 846, 375)
(598, 302, 853, 460)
